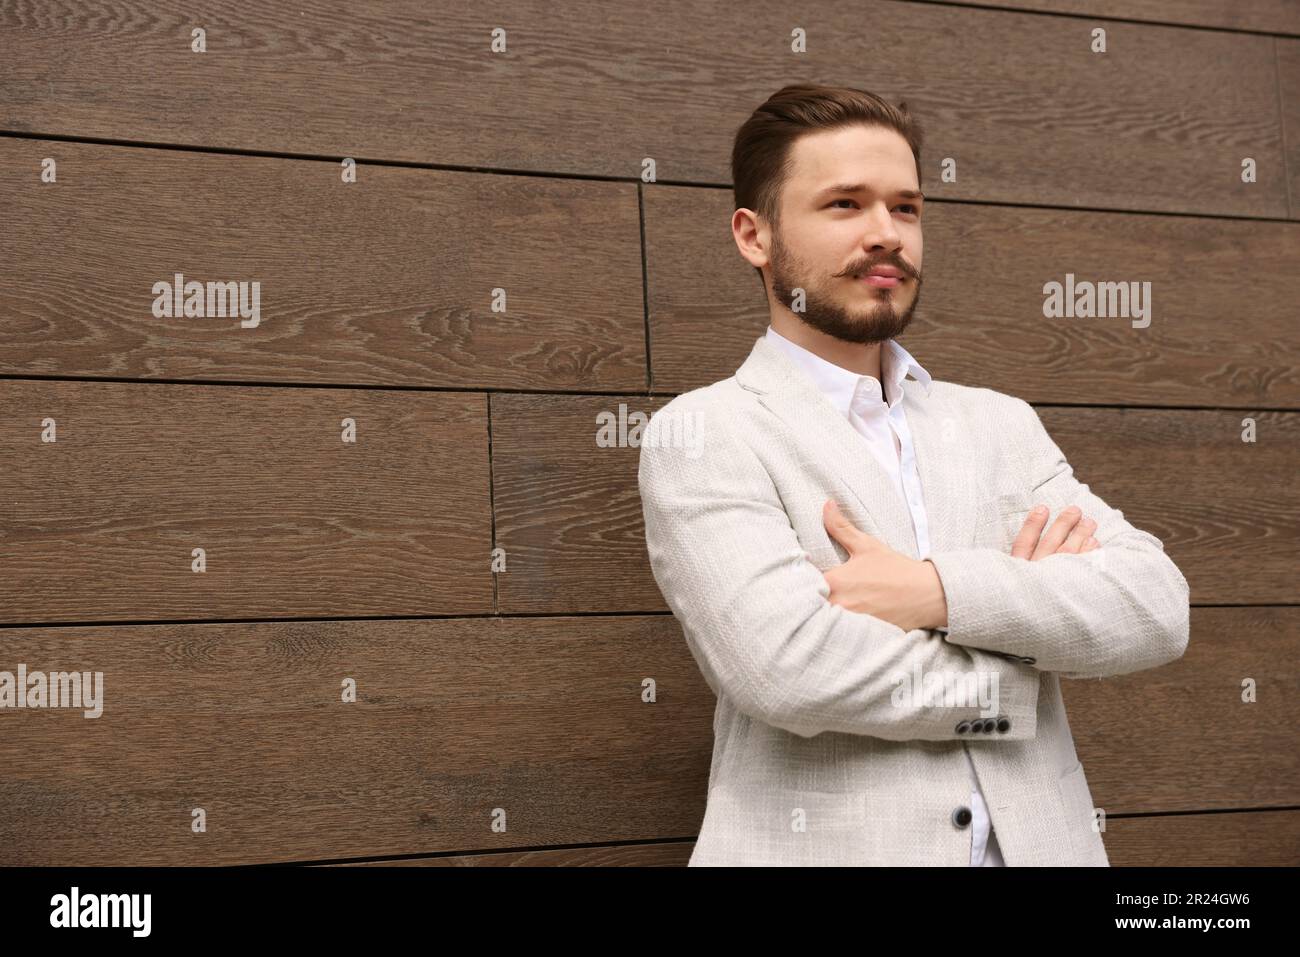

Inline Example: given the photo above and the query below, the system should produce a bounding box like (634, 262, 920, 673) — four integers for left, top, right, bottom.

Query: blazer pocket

(1056, 763, 1109, 867)
(972, 491, 1034, 551)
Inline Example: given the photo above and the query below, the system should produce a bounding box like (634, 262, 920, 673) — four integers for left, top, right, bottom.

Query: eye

(827, 199, 920, 216)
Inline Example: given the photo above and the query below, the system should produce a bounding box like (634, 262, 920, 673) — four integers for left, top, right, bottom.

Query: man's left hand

(819, 499, 949, 632)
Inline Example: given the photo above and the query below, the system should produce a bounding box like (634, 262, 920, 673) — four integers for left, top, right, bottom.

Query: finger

(823, 500, 868, 556)
(1031, 506, 1082, 560)
(1080, 536, 1100, 552)
(1010, 505, 1049, 559)
(1058, 516, 1096, 554)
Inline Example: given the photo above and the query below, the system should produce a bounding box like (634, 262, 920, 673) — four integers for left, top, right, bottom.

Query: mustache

(842, 258, 918, 278)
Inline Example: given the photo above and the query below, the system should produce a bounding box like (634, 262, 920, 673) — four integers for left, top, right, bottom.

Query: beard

(768, 228, 922, 345)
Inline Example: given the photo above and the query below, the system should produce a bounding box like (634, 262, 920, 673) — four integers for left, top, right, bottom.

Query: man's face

(765, 124, 924, 344)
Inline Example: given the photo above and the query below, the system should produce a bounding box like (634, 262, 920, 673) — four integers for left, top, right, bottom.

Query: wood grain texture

(0, 0, 1292, 868)
(1035, 407, 1297, 605)
(1279, 38, 1300, 219)
(0, 380, 493, 622)
(1063, 606, 1300, 814)
(1104, 809, 1300, 865)
(491, 393, 671, 614)
(957, 0, 1300, 36)
(1, 610, 1289, 865)
(326, 842, 693, 866)
(645, 185, 1300, 404)
(0, 138, 645, 391)
(490, 394, 1295, 610)
(0, 616, 713, 865)
(0, 0, 1286, 218)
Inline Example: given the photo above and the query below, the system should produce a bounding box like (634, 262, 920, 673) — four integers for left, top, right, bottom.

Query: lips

(859, 274, 901, 288)
(852, 263, 907, 289)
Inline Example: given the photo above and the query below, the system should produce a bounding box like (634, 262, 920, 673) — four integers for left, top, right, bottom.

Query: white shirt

(765, 325, 1005, 867)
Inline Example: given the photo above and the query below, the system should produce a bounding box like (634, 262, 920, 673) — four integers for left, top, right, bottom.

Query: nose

(859, 201, 903, 252)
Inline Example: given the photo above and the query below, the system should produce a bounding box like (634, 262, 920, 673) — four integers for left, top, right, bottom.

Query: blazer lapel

(734, 335, 918, 556)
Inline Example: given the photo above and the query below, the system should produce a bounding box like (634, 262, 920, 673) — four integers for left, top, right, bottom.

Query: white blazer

(638, 334, 1190, 866)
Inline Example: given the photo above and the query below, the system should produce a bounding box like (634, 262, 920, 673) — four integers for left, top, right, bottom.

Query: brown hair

(731, 83, 924, 287)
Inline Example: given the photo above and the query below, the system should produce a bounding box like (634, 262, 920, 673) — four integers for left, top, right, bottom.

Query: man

(637, 83, 1190, 866)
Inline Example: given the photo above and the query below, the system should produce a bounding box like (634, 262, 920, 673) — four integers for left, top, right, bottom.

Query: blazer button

(951, 806, 972, 829)
(955, 720, 971, 734)
(996, 717, 1011, 733)
(981, 718, 995, 733)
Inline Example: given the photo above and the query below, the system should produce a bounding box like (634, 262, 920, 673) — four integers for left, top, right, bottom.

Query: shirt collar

(763, 325, 932, 416)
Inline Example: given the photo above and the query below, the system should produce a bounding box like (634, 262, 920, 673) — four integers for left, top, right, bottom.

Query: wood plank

(491, 393, 671, 614)
(645, 185, 1300, 406)
(494, 393, 1294, 610)
(1, 609, 1290, 864)
(0, 380, 493, 622)
(0, 616, 713, 865)
(1036, 408, 1298, 605)
(1279, 38, 1300, 219)
(1063, 606, 1300, 813)
(0, 0, 1285, 217)
(1104, 809, 1300, 865)
(0, 138, 646, 391)
(958, 0, 1300, 36)
(326, 842, 693, 866)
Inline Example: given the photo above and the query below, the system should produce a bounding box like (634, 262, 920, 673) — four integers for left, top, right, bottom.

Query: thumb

(823, 499, 873, 555)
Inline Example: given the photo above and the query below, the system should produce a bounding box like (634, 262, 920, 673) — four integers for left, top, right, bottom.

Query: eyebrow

(816, 183, 925, 202)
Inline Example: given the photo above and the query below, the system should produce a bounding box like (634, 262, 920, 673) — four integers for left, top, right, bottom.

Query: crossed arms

(925, 397, 1189, 680)
(637, 395, 1190, 741)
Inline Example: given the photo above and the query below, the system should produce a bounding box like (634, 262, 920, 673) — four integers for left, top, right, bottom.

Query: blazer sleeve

(638, 399, 1041, 741)
(925, 396, 1190, 680)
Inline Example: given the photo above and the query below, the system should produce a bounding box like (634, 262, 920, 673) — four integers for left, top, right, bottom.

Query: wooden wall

(1, 0, 1296, 866)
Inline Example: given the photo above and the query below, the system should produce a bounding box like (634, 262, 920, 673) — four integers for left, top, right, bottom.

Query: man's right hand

(1012, 504, 1100, 560)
